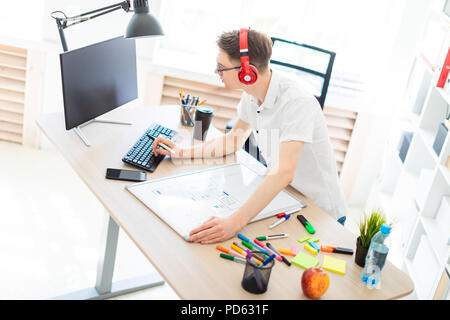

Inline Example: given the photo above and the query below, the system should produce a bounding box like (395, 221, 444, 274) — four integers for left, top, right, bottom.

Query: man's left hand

(188, 215, 241, 244)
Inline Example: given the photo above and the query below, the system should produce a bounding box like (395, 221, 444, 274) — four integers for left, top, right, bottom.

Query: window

(155, 0, 407, 106)
(0, 0, 45, 41)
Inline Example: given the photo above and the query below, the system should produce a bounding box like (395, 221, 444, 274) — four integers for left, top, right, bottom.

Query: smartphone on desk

(105, 168, 146, 182)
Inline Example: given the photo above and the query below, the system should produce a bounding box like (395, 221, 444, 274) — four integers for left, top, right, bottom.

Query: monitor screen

(60, 36, 138, 130)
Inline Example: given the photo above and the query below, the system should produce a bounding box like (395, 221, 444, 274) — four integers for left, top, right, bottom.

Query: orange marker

(197, 100, 206, 106)
(320, 245, 353, 255)
(216, 245, 245, 259)
(278, 248, 296, 256)
(320, 245, 336, 253)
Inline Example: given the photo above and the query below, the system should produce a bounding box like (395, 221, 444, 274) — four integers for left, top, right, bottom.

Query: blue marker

(238, 233, 270, 255)
(260, 254, 276, 267)
(308, 240, 320, 252)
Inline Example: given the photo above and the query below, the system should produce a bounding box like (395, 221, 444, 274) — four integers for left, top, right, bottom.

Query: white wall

(0, 1, 45, 41)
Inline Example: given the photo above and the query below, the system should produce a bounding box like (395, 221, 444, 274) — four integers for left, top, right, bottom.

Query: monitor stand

(74, 118, 132, 147)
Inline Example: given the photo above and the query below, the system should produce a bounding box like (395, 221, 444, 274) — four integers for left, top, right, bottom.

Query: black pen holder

(180, 104, 194, 127)
(241, 251, 274, 294)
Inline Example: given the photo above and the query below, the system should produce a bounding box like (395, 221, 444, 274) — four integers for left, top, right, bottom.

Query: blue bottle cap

(380, 223, 391, 235)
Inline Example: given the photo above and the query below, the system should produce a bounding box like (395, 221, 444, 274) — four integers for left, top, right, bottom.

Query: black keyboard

(122, 123, 178, 172)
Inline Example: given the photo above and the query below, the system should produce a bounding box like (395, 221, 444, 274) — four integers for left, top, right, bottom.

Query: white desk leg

(52, 215, 165, 300)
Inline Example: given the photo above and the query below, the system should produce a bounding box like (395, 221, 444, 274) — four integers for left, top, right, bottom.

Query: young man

(152, 28, 347, 244)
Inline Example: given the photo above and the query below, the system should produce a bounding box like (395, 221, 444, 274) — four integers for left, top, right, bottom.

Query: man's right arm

(153, 119, 252, 159)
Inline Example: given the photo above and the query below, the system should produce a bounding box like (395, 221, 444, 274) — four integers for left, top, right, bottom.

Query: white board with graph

(126, 163, 306, 240)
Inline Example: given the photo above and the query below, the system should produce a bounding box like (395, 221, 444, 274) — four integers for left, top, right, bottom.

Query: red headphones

(238, 28, 258, 85)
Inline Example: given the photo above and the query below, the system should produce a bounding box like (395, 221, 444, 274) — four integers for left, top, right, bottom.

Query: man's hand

(188, 215, 243, 244)
(152, 136, 183, 158)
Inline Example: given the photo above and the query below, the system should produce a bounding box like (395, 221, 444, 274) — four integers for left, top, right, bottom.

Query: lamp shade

(125, 0, 163, 38)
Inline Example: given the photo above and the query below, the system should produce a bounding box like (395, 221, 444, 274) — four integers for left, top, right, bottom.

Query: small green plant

(358, 209, 389, 248)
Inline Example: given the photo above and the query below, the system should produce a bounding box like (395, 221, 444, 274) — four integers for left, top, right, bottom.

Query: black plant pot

(355, 237, 369, 267)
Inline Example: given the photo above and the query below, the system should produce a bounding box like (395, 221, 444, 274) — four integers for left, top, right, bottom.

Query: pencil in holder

(180, 103, 195, 127)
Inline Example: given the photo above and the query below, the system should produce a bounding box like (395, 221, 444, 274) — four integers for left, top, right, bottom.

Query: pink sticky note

(291, 245, 299, 255)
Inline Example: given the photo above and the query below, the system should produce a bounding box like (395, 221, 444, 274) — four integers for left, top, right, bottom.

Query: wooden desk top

(36, 104, 414, 300)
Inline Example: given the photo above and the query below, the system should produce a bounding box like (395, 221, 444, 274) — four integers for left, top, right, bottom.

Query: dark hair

(217, 29, 272, 72)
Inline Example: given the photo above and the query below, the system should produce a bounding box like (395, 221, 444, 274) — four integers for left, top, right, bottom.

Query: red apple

(301, 267, 330, 299)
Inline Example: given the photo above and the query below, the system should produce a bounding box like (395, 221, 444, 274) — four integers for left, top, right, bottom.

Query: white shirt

(237, 69, 347, 220)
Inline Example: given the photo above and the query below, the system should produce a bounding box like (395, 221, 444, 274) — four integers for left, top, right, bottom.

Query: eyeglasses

(215, 64, 240, 74)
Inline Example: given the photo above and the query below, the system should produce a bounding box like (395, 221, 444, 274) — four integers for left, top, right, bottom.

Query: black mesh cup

(180, 104, 194, 126)
(193, 106, 214, 140)
(241, 251, 274, 294)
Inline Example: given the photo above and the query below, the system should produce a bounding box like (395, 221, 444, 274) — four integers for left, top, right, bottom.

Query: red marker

(254, 239, 282, 262)
(276, 212, 286, 218)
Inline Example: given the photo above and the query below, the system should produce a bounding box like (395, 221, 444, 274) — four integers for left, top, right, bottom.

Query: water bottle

(361, 223, 391, 289)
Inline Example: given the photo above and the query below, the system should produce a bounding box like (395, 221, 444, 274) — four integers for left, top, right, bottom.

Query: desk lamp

(51, 0, 163, 51)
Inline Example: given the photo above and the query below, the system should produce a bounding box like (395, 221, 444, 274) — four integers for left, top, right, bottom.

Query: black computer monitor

(60, 36, 138, 130)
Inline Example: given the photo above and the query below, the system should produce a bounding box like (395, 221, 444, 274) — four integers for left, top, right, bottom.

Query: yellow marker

(304, 243, 318, 255)
(231, 244, 262, 265)
(231, 243, 245, 255)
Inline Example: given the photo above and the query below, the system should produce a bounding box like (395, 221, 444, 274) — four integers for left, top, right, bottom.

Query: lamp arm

(64, 1, 130, 25)
(68, 1, 130, 19)
(51, 1, 131, 52)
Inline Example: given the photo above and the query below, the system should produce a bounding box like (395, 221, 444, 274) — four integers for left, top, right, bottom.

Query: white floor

(0, 139, 417, 299)
(0, 140, 179, 300)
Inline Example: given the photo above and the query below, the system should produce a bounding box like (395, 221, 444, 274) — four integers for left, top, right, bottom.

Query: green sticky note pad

(291, 251, 319, 269)
(298, 236, 310, 243)
(322, 255, 346, 275)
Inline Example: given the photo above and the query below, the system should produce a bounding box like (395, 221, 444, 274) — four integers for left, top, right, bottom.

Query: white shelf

(435, 87, 450, 106)
(404, 259, 425, 300)
(417, 127, 439, 164)
(405, 234, 442, 299)
(403, 130, 439, 177)
(374, 5, 450, 300)
(439, 165, 450, 186)
(421, 168, 450, 217)
(420, 216, 450, 264)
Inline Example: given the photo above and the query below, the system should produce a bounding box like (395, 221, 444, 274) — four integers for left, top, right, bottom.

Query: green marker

(256, 234, 289, 241)
(219, 253, 246, 264)
(241, 240, 254, 250)
(297, 214, 316, 234)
